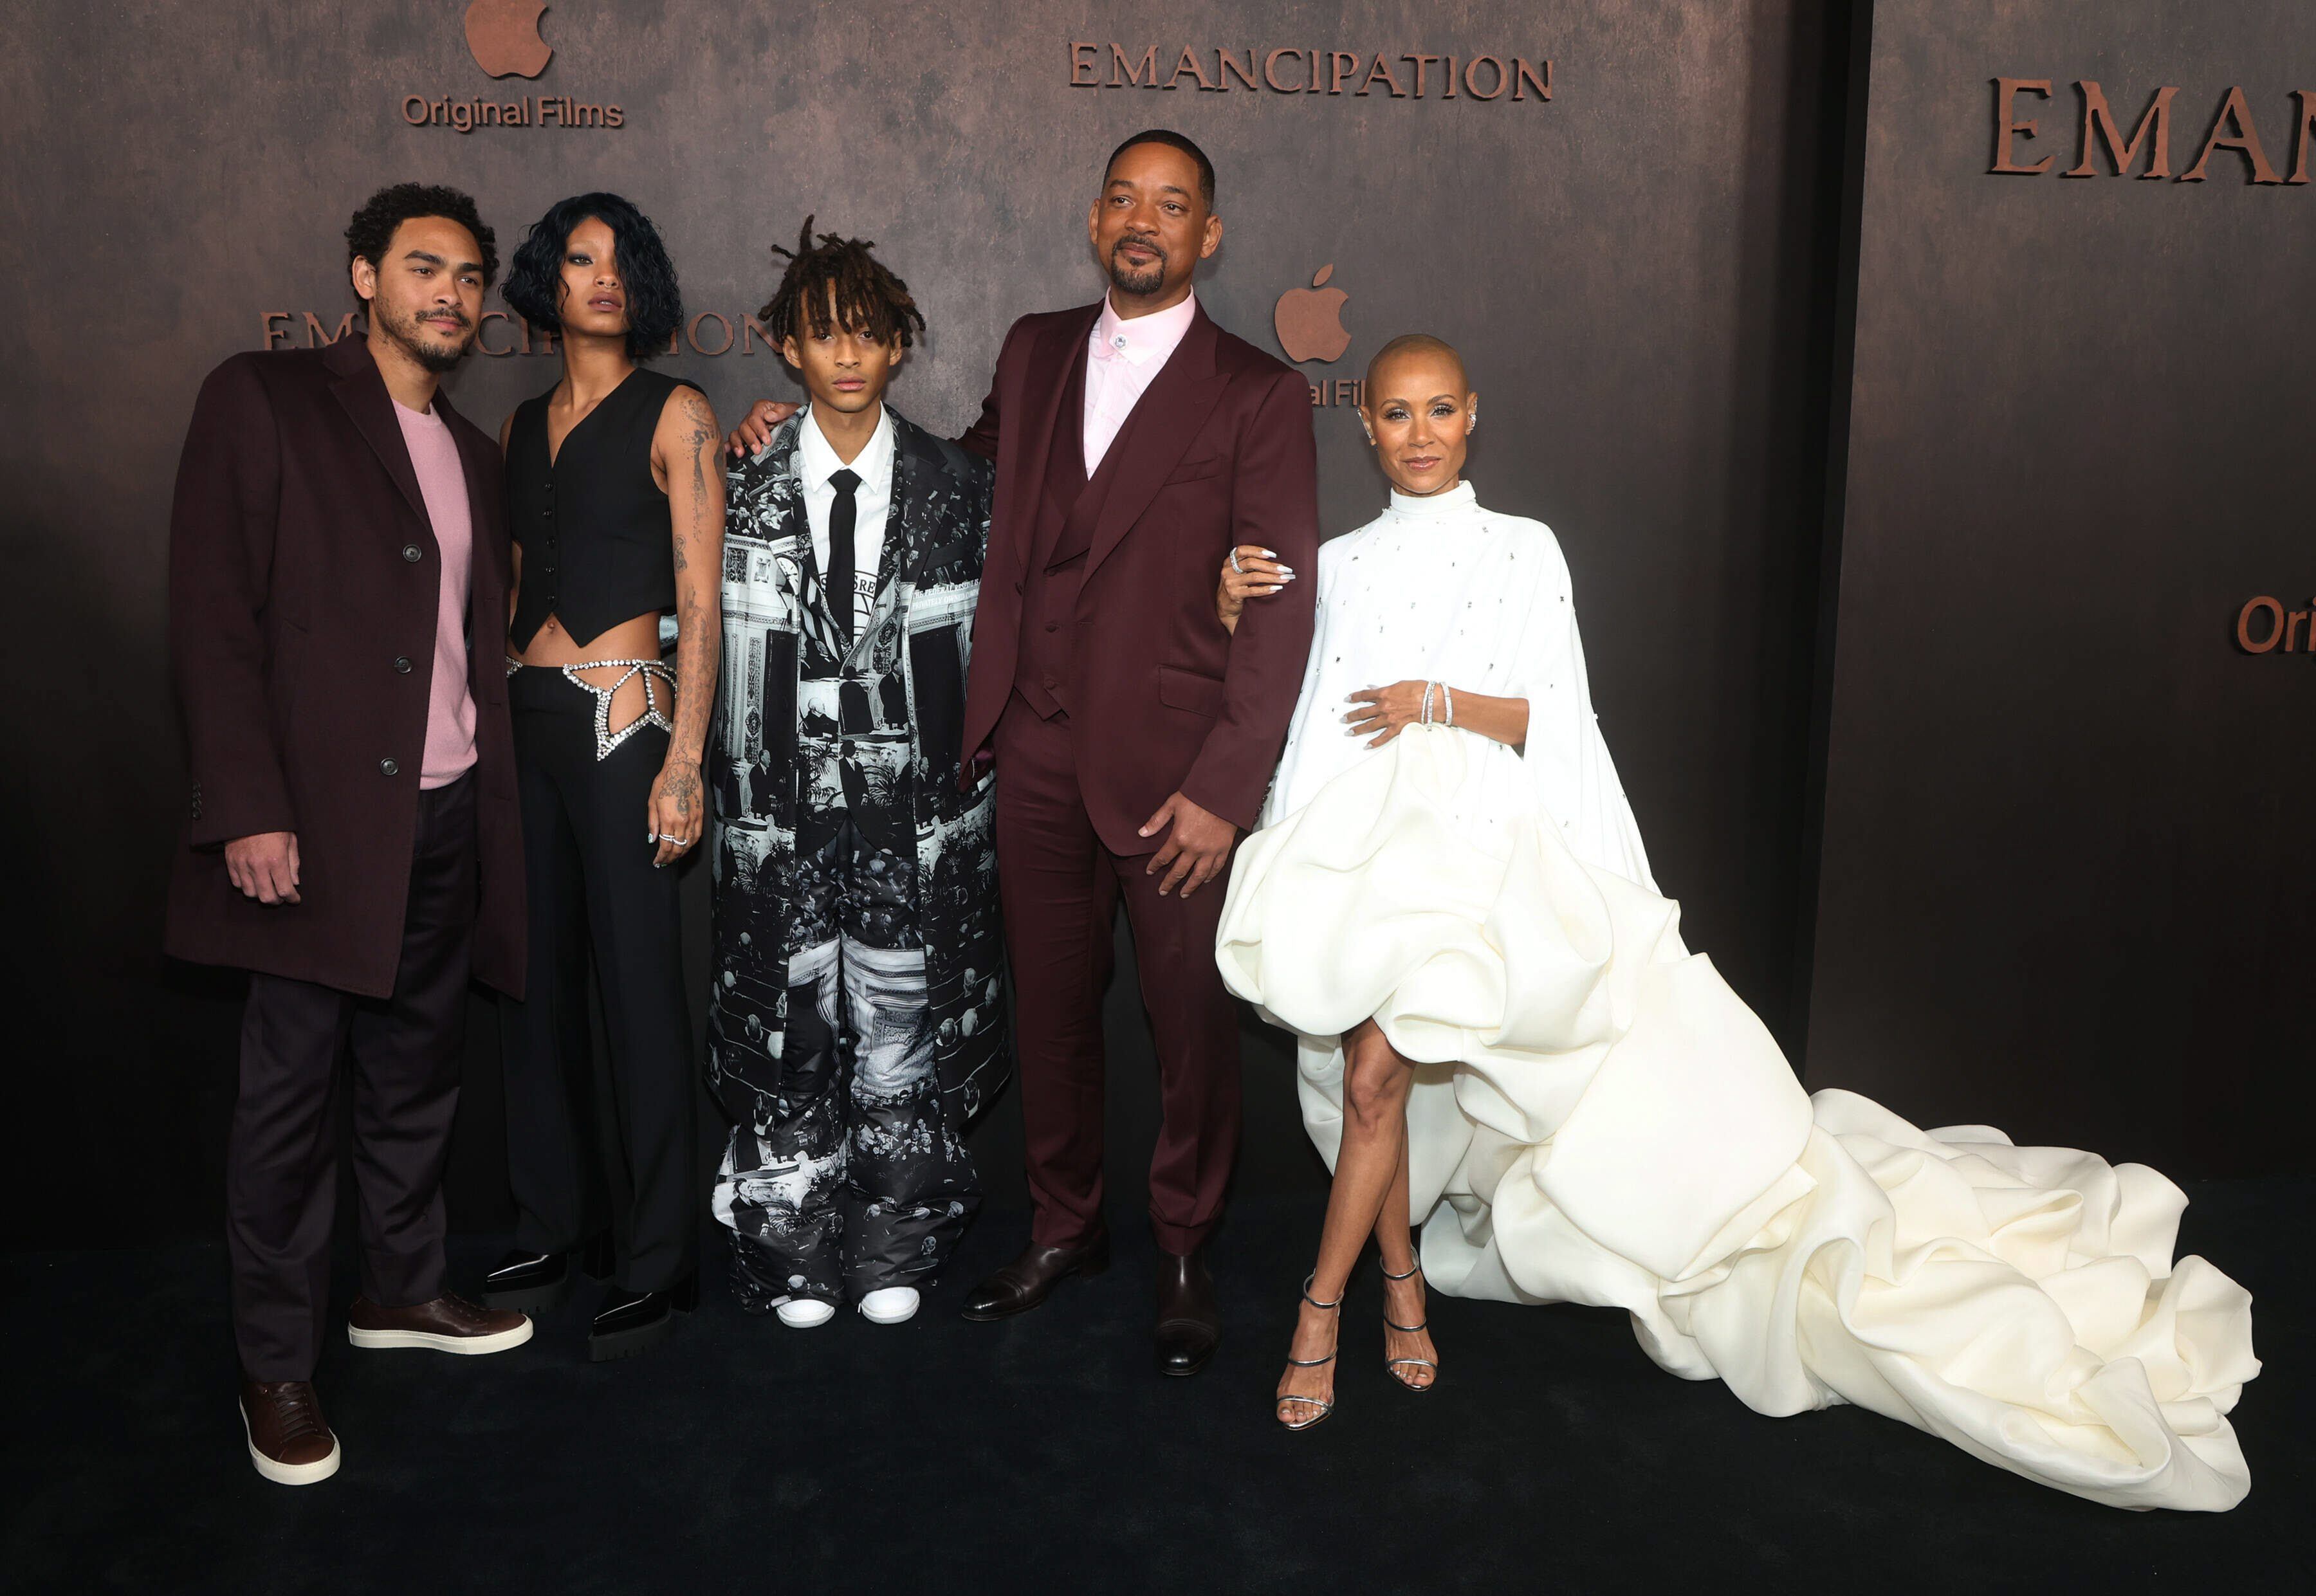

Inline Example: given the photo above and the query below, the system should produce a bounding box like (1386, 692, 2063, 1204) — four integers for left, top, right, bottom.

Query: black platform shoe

(484, 1234, 614, 1313)
(586, 1270, 700, 1363)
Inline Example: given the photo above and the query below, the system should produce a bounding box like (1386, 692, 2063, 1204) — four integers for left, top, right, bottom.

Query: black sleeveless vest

(506, 367, 702, 649)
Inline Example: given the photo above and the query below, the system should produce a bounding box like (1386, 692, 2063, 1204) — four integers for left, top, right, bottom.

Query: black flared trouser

(500, 666, 695, 1292)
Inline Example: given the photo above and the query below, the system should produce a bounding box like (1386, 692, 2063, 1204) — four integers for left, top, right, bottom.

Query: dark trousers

(992, 692, 1242, 1255)
(500, 667, 695, 1292)
(227, 771, 476, 1382)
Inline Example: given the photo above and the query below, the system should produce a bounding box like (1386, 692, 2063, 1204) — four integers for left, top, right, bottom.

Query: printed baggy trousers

(712, 732, 978, 1309)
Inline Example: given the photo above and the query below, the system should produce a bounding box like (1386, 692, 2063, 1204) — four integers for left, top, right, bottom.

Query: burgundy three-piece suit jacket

(955, 298, 1319, 848)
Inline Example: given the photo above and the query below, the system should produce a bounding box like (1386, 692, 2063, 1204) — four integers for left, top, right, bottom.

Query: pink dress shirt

(1083, 290, 1199, 472)
(392, 399, 479, 789)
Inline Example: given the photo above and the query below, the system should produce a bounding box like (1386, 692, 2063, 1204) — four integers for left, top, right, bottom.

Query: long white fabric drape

(1217, 485, 2256, 1510)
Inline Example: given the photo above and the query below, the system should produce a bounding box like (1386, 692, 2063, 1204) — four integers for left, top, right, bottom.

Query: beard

(377, 299, 472, 373)
(1105, 236, 1168, 297)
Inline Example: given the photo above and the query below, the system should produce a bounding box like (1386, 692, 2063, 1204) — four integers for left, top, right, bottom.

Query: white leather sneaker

(858, 1286, 920, 1325)
(775, 1298, 836, 1329)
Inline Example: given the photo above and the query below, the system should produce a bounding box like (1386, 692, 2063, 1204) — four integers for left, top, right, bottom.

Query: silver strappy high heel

(1381, 1259, 1438, 1392)
(1277, 1273, 1342, 1432)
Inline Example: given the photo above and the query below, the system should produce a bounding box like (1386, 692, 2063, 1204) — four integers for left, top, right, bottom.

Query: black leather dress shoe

(482, 1249, 570, 1313)
(960, 1232, 1110, 1321)
(483, 1234, 615, 1312)
(1153, 1247, 1221, 1377)
(587, 1270, 700, 1363)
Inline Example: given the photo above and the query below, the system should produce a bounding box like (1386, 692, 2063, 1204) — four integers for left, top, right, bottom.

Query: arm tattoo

(672, 390, 716, 574)
(660, 390, 724, 775)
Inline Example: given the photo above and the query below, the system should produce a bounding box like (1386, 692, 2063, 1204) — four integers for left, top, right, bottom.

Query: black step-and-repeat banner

(1804, 0, 2315, 1176)
(3, 0, 1845, 1245)
(14, 0, 2306, 1247)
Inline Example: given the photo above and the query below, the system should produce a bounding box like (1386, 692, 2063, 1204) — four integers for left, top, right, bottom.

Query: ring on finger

(1230, 549, 1245, 574)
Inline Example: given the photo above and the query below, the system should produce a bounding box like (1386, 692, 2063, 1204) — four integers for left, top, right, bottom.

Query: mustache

(1112, 235, 1166, 262)
(414, 308, 472, 329)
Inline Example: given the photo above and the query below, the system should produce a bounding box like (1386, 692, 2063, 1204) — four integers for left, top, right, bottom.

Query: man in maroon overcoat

(735, 129, 1318, 1373)
(167, 183, 533, 1485)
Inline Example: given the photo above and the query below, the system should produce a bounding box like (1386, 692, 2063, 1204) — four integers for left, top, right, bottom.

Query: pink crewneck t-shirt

(393, 399, 478, 788)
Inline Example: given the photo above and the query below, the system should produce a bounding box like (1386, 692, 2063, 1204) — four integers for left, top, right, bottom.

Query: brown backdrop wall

(1804, 0, 2316, 1175)
(1, 0, 1850, 1246)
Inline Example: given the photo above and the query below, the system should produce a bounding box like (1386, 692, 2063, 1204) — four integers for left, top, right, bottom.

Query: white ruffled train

(1217, 726, 2257, 1511)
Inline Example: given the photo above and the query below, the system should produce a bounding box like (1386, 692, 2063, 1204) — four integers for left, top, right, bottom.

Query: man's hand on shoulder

(726, 399, 800, 460)
(225, 831, 301, 905)
(1139, 793, 1237, 899)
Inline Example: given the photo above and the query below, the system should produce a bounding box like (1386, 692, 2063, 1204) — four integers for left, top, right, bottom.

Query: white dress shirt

(796, 402, 895, 637)
(1083, 290, 1198, 472)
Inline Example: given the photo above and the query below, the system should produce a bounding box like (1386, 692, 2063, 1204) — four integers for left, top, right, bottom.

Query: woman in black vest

(486, 193, 724, 1359)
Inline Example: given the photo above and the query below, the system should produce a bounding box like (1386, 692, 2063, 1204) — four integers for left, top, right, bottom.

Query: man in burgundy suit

(741, 131, 1318, 1371)
(168, 184, 531, 1483)
(953, 130, 1316, 1376)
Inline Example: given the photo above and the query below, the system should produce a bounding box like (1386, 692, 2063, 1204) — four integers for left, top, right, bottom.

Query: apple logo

(1274, 264, 1351, 364)
(467, 0, 553, 80)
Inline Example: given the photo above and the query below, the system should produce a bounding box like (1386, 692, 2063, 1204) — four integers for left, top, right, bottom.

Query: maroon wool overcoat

(163, 335, 525, 999)
(957, 300, 1319, 849)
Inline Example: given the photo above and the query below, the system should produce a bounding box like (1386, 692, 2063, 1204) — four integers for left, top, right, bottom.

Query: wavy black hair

(500, 192, 683, 359)
(345, 183, 498, 287)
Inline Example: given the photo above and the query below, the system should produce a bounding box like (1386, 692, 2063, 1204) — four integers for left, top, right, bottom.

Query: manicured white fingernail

(1260, 548, 1276, 557)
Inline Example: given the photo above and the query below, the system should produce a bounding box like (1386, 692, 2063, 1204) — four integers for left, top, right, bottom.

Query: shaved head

(1358, 332, 1478, 498)
(1366, 333, 1467, 392)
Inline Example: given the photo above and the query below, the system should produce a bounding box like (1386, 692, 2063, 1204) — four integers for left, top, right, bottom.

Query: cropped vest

(506, 367, 701, 649)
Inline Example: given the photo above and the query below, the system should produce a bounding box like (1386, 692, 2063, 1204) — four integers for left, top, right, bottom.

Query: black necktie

(827, 467, 861, 646)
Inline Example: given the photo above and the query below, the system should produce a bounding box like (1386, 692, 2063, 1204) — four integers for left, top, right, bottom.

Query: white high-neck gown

(1216, 482, 2256, 1512)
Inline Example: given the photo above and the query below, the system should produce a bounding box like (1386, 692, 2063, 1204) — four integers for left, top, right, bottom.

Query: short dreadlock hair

(757, 217, 927, 351)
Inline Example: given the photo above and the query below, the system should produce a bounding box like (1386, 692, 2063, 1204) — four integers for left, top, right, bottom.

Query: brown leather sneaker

(239, 1377, 341, 1486)
(347, 1292, 533, 1355)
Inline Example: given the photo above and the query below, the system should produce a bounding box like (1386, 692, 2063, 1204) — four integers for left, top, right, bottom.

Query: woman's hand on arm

(1215, 544, 1294, 634)
(654, 386, 726, 867)
(1345, 683, 1529, 749)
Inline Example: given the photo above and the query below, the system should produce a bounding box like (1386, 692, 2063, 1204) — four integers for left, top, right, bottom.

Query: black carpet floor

(5, 1181, 2304, 1594)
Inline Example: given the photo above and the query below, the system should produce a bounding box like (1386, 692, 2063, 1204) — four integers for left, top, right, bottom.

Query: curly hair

(500, 192, 683, 359)
(756, 216, 926, 351)
(345, 183, 498, 287)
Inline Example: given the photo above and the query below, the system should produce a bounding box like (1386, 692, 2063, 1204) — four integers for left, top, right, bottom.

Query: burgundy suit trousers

(993, 692, 1241, 1254)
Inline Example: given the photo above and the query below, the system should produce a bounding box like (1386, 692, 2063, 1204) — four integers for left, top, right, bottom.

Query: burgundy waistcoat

(1015, 351, 1132, 719)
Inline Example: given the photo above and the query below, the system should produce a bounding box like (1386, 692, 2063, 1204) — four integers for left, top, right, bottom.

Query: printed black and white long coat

(708, 410, 1009, 1137)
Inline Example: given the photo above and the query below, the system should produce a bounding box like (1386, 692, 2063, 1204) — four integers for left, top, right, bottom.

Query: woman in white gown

(1211, 336, 2257, 1509)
